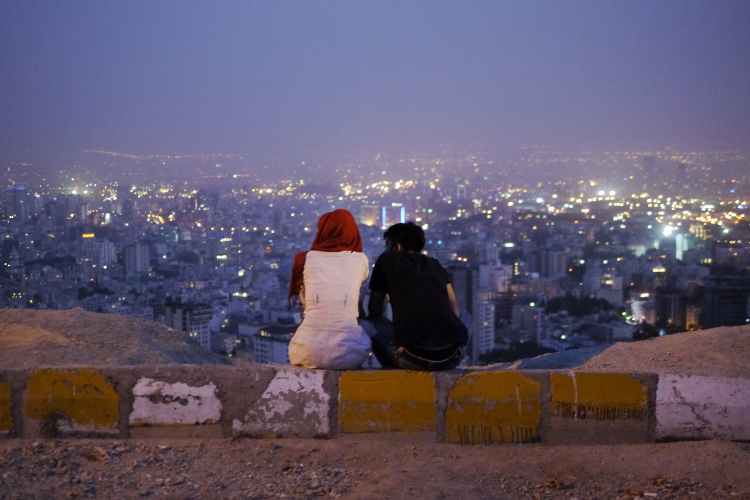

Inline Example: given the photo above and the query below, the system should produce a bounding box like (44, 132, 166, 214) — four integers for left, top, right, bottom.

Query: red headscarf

(288, 209, 363, 309)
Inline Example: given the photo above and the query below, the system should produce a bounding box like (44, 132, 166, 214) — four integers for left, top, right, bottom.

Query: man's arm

(446, 284, 460, 318)
(368, 290, 387, 318)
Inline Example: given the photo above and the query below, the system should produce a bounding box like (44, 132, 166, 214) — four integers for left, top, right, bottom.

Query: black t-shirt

(369, 251, 469, 349)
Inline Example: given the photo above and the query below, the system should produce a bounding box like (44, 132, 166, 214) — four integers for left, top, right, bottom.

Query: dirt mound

(502, 325, 750, 378)
(0, 308, 231, 369)
(576, 324, 750, 377)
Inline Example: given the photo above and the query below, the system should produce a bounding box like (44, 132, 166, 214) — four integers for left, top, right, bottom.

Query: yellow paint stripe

(339, 371, 436, 433)
(446, 371, 541, 444)
(0, 382, 12, 432)
(550, 373, 648, 421)
(25, 370, 119, 431)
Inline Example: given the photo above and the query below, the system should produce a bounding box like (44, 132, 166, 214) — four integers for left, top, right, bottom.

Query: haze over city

(2, 1, 749, 171)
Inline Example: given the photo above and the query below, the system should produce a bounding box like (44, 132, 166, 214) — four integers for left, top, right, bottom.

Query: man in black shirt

(367, 222, 470, 370)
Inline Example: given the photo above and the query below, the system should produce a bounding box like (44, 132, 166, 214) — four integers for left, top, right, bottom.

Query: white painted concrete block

(129, 378, 222, 426)
(656, 374, 750, 441)
(233, 369, 330, 437)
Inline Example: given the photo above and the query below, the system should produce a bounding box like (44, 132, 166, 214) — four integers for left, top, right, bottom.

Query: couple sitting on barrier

(287, 208, 470, 371)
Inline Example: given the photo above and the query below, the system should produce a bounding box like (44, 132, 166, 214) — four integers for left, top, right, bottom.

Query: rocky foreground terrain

(1, 438, 749, 499)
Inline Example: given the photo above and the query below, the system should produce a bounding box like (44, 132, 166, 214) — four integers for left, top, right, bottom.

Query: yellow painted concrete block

(0, 382, 12, 432)
(446, 371, 541, 444)
(550, 373, 648, 421)
(339, 371, 436, 434)
(25, 370, 119, 434)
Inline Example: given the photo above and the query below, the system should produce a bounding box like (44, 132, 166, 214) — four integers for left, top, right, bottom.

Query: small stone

(91, 446, 108, 462)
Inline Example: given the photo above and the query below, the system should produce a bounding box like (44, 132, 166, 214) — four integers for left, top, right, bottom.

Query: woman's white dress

(288, 251, 371, 369)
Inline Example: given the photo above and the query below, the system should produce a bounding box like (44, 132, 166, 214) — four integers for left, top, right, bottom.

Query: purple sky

(1, 1, 749, 158)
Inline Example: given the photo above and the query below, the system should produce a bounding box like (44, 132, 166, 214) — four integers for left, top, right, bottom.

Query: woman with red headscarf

(287, 209, 371, 369)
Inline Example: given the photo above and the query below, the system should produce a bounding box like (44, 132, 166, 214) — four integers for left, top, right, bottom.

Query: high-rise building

(479, 264, 513, 293)
(475, 300, 496, 355)
(4, 186, 30, 222)
(582, 261, 602, 294)
(446, 262, 490, 363)
(79, 235, 117, 281)
(655, 288, 686, 331)
(456, 183, 468, 200)
(689, 224, 707, 240)
(531, 248, 567, 279)
(164, 298, 213, 350)
(511, 301, 544, 343)
(381, 204, 406, 229)
(252, 324, 296, 364)
(7, 246, 24, 278)
(125, 243, 150, 277)
(702, 277, 750, 329)
(675, 233, 695, 261)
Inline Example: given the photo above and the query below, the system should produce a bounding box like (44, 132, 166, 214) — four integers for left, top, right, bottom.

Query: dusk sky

(1, 1, 749, 158)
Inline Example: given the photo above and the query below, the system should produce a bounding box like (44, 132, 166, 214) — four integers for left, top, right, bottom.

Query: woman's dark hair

(383, 222, 425, 253)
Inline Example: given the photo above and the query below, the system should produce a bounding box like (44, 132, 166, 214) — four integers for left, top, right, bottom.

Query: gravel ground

(1, 438, 749, 499)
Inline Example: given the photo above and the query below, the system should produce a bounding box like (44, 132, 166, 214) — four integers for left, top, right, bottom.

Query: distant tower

(457, 183, 468, 200)
(4, 186, 30, 222)
(446, 262, 491, 363)
(164, 297, 213, 350)
(475, 300, 496, 356)
(532, 248, 567, 279)
(125, 243, 150, 277)
(7, 246, 24, 278)
(702, 277, 750, 329)
(381, 203, 406, 230)
(582, 260, 602, 294)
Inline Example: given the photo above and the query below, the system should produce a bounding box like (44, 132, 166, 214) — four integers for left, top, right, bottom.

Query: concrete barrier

(233, 368, 337, 439)
(24, 369, 120, 438)
(339, 371, 437, 439)
(655, 374, 750, 441)
(0, 366, 747, 444)
(129, 377, 223, 438)
(445, 371, 542, 444)
(548, 372, 652, 445)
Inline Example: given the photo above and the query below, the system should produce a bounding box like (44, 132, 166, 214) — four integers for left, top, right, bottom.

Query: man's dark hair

(383, 222, 425, 253)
